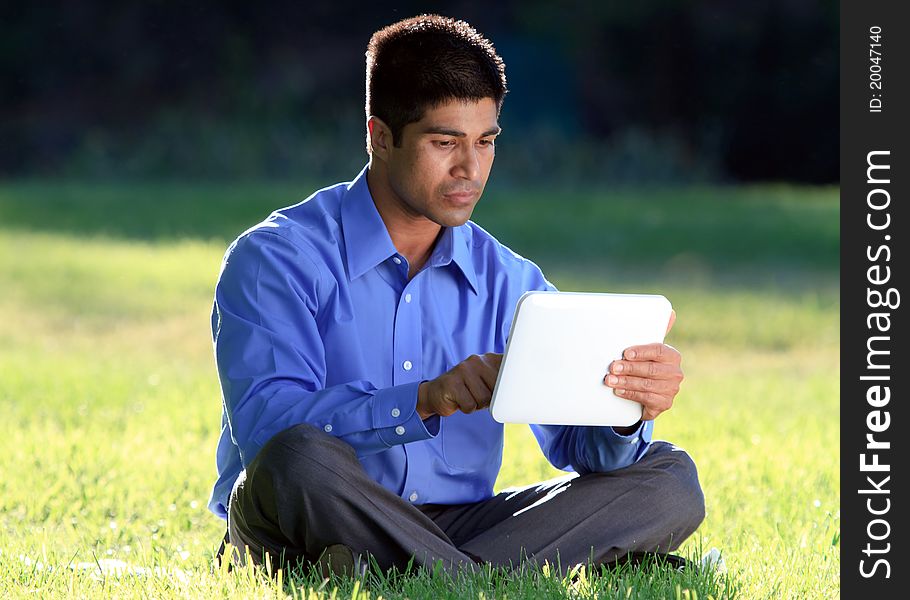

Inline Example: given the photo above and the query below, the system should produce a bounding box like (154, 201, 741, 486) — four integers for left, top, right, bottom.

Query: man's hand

(417, 353, 502, 419)
(604, 310, 683, 422)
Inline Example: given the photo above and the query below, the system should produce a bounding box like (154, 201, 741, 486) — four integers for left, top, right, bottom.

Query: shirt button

(405, 293, 412, 303)
(629, 437, 638, 444)
(391, 408, 401, 418)
(323, 424, 333, 433)
(403, 360, 412, 371)
(409, 492, 419, 502)
(392, 256, 402, 265)
(395, 425, 406, 436)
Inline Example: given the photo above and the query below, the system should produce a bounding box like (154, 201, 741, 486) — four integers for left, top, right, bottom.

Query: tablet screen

(490, 291, 672, 426)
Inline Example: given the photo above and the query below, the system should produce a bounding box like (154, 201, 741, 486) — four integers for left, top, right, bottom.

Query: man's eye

(435, 140, 455, 148)
(478, 139, 495, 147)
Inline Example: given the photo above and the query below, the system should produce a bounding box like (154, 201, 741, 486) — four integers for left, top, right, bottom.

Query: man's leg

(227, 423, 476, 574)
(418, 441, 705, 570)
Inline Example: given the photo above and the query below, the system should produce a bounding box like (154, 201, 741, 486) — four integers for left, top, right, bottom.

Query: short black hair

(365, 14, 507, 148)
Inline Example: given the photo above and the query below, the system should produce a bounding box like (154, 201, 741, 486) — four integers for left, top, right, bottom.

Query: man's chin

(436, 210, 474, 228)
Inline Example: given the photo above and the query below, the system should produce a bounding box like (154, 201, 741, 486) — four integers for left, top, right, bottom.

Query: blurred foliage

(1, 0, 837, 183)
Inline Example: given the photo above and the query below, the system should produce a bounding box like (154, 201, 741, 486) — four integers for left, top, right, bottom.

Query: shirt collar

(341, 165, 397, 280)
(428, 223, 479, 294)
(341, 165, 478, 294)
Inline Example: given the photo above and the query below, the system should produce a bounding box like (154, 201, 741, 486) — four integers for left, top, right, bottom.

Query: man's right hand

(416, 353, 503, 419)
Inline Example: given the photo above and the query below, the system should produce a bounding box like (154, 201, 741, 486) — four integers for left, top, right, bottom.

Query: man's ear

(367, 116, 393, 161)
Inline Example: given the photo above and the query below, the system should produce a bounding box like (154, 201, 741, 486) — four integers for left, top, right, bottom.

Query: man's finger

(604, 374, 679, 396)
(608, 359, 681, 379)
(434, 382, 463, 416)
(471, 353, 502, 392)
(611, 388, 672, 417)
(463, 373, 493, 409)
(623, 343, 680, 363)
(666, 309, 676, 335)
(476, 366, 498, 392)
(451, 382, 479, 413)
(483, 352, 504, 369)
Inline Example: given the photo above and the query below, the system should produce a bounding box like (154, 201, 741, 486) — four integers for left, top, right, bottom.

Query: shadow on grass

(1, 180, 837, 275)
(0, 180, 308, 242)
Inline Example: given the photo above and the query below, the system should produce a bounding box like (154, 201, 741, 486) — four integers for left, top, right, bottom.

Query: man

(209, 14, 704, 576)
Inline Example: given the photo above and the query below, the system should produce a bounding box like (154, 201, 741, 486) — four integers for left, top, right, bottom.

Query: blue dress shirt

(208, 165, 653, 519)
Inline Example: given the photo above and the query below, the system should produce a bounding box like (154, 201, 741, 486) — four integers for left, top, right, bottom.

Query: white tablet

(489, 291, 672, 427)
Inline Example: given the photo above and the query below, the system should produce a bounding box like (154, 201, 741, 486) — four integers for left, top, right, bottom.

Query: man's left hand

(603, 310, 683, 422)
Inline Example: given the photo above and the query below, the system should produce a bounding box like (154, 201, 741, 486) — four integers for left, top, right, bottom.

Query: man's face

(382, 98, 500, 227)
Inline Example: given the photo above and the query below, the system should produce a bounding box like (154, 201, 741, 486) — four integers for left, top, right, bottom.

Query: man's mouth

(442, 190, 478, 206)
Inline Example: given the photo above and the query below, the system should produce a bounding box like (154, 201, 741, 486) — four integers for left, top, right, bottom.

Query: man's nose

(452, 144, 480, 180)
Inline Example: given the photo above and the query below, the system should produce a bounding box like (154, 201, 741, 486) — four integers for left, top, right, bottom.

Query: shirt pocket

(440, 410, 504, 473)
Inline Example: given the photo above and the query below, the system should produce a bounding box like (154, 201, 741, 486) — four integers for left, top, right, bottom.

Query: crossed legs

(227, 424, 705, 574)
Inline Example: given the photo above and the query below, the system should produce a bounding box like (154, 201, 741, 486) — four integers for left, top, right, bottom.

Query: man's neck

(366, 164, 443, 278)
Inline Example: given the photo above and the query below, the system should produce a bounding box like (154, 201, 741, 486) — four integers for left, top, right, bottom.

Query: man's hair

(365, 14, 507, 148)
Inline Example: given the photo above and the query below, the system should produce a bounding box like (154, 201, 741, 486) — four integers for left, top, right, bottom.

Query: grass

(0, 181, 839, 598)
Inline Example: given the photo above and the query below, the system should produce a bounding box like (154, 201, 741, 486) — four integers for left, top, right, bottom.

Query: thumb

(484, 352, 504, 368)
(666, 309, 677, 335)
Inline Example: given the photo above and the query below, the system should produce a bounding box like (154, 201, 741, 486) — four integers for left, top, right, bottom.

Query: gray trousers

(227, 423, 705, 573)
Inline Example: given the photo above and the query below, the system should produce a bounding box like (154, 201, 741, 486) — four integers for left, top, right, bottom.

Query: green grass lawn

(0, 182, 839, 598)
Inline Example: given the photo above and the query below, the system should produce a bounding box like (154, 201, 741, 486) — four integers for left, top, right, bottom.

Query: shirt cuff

(373, 381, 438, 446)
(605, 420, 654, 445)
(575, 420, 654, 474)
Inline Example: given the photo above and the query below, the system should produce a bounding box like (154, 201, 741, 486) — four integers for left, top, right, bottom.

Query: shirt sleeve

(530, 420, 654, 474)
(212, 230, 438, 468)
(514, 260, 655, 474)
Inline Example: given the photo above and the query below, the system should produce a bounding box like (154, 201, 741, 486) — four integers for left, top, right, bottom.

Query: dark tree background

(0, 0, 837, 183)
